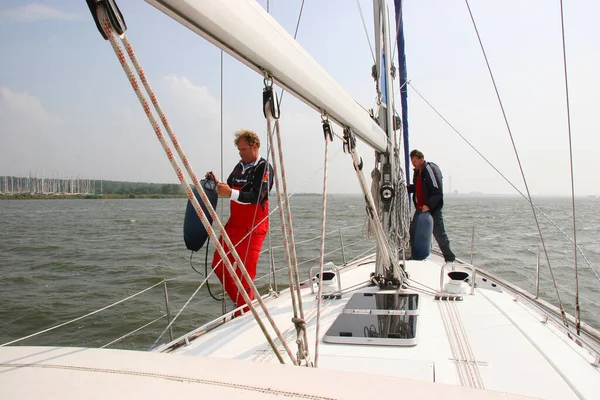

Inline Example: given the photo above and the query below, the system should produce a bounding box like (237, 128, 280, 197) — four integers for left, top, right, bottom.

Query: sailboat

(2, 1, 599, 399)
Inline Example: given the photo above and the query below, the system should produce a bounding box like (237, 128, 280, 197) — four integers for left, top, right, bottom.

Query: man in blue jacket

(407, 149, 456, 262)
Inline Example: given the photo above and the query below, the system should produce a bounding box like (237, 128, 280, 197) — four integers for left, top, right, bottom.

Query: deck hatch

(323, 293, 419, 346)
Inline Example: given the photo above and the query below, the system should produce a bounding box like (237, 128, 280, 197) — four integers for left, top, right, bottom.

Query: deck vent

(323, 292, 419, 346)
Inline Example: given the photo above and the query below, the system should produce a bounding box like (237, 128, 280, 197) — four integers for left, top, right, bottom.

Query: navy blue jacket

(227, 157, 274, 208)
(407, 161, 444, 212)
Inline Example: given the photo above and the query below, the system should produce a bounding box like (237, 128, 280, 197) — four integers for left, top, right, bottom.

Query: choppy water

(1, 196, 598, 350)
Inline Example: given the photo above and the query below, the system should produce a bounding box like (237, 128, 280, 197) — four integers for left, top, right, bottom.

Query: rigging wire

(292, 0, 306, 40)
(276, 0, 306, 108)
(408, 82, 599, 285)
(558, 0, 581, 335)
(465, 0, 568, 327)
(355, 0, 377, 64)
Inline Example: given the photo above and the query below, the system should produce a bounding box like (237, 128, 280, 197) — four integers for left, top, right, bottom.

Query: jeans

(430, 208, 455, 262)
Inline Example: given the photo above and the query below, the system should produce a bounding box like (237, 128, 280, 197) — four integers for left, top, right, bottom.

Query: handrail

(101, 314, 167, 348)
(468, 261, 600, 349)
(260, 223, 364, 252)
(3, 224, 374, 350)
(0, 279, 167, 347)
(254, 243, 376, 286)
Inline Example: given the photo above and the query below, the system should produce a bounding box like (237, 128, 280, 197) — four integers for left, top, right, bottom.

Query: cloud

(0, 87, 65, 176)
(0, 86, 62, 127)
(0, 4, 78, 23)
(153, 75, 225, 174)
(162, 75, 221, 121)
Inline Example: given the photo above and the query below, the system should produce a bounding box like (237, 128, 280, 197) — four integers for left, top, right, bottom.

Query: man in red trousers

(207, 129, 273, 310)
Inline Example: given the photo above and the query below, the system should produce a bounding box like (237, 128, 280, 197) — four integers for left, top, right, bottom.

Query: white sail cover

(145, 0, 388, 152)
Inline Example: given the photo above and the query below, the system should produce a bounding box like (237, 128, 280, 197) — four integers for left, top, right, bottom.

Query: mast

(373, 0, 399, 281)
(393, 0, 411, 186)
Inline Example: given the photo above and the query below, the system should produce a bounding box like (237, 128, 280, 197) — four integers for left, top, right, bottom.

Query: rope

(273, 117, 309, 347)
(345, 130, 406, 283)
(266, 118, 300, 321)
(265, 110, 309, 365)
(261, 138, 345, 295)
(314, 120, 332, 368)
(393, 148, 411, 249)
(365, 151, 410, 252)
(558, 0, 581, 335)
(95, 4, 295, 365)
(220, 49, 226, 314)
(192, 241, 222, 301)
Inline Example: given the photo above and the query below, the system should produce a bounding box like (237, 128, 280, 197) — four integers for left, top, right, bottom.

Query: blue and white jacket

(407, 161, 444, 212)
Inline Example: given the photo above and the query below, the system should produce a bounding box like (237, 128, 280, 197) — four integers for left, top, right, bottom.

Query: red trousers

(211, 225, 267, 308)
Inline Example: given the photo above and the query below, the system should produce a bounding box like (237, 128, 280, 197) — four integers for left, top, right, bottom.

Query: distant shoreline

(1, 193, 596, 200)
(0, 194, 188, 200)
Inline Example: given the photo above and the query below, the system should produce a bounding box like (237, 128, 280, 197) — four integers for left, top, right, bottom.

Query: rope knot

(291, 317, 306, 331)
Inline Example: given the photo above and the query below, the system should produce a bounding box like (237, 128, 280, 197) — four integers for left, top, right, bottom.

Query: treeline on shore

(99, 181, 185, 196)
(0, 179, 326, 200)
(0, 180, 186, 200)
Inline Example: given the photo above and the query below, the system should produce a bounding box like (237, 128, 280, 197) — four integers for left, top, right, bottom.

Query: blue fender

(183, 179, 218, 252)
(411, 212, 433, 260)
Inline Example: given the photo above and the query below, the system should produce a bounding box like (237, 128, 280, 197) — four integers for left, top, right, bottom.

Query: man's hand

(421, 205, 430, 212)
(216, 182, 232, 197)
(205, 171, 219, 183)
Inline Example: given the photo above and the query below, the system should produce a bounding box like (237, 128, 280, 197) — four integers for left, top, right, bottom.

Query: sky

(0, 0, 599, 196)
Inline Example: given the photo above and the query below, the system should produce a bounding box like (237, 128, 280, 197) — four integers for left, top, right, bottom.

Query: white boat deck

(0, 345, 535, 399)
(165, 255, 600, 399)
